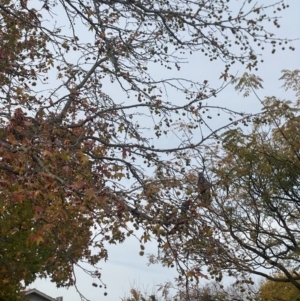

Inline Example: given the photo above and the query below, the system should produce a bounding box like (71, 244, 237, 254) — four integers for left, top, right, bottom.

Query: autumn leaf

(219, 72, 229, 81)
(86, 188, 95, 199)
(29, 232, 44, 245)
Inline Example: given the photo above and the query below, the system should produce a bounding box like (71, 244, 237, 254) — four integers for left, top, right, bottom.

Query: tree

(191, 70, 300, 291)
(258, 272, 300, 301)
(121, 280, 258, 301)
(175, 282, 231, 301)
(0, 0, 296, 299)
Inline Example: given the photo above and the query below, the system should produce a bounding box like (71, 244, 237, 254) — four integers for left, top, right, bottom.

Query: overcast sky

(27, 1, 300, 300)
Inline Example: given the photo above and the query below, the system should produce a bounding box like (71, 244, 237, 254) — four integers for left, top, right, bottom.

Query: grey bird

(197, 171, 211, 203)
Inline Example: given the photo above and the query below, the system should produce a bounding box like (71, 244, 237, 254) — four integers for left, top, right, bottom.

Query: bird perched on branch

(181, 199, 191, 213)
(197, 171, 211, 203)
(170, 171, 212, 235)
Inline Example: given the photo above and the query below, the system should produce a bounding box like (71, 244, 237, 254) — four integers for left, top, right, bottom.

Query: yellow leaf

(34, 190, 41, 198)
(29, 232, 44, 245)
(118, 123, 124, 133)
(81, 154, 89, 164)
(35, 236, 44, 245)
(186, 270, 195, 278)
(16, 87, 23, 94)
(142, 234, 151, 243)
(42, 150, 53, 157)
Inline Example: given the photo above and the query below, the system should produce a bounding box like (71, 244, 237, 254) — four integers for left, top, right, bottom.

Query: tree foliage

(258, 272, 300, 301)
(0, 0, 296, 299)
(194, 69, 300, 291)
(121, 281, 257, 301)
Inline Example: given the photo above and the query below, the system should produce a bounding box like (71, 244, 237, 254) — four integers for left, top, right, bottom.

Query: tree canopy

(258, 272, 300, 301)
(197, 69, 300, 291)
(0, 0, 297, 299)
(121, 280, 258, 301)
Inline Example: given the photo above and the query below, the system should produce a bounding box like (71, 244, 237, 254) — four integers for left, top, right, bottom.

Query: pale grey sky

(26, 1, 300, 300)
